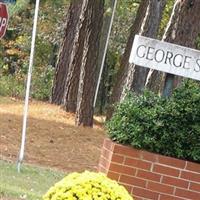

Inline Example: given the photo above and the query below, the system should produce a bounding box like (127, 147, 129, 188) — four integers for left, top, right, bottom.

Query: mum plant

(43, 171, 133, 200)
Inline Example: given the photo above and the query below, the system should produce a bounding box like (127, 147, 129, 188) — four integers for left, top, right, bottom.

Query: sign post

(93, 0, 117, 108)
(0, 3, 8, 38)
(129, 35, 200, 93)
(17, 0, 40, 173)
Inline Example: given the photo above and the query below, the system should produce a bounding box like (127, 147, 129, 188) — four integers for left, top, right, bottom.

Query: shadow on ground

(0, 97, 106, 172)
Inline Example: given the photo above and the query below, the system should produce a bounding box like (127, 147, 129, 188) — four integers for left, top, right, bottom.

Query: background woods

(0, 0, 200, 126)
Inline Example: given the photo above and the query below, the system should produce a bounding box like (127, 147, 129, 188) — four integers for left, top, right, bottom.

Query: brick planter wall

(98, 138, 200, 200)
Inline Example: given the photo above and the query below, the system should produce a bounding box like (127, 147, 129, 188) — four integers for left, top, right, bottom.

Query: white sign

(129, 35, 200, 81)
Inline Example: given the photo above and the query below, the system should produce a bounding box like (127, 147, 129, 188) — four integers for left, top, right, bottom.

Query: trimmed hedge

(107, 81, 200, 163)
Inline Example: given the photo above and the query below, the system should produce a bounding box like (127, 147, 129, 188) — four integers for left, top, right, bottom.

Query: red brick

(107, 171, 120, 181)
(132, 187, 159, 200)
(125, 158, 152, 170)
(158, 155, 186, 169)
(147, 181, 174, 194)
(121, 183, 133, 194)
(109, 163, 136, 175)
(137, 170, 161, 182)
(162, 176, 189, 189)
(119, 175, 146, 188)
(103, 138, 114, 151)
(181, 171, 200, 183)
(133, 196, 144, 200)
(159, 194, 185, 200)
(101, 147, 112, 160)
(98, 165, 108, 174)
(111, 154, 125, 164)
(175, 188, 200, 200)
(141, 150, 158, 162)
(190, 182, 200, 192)
(99, 156, 110, 169)
(186, 162, 200, 173)
(113, 144, 141, 158)
(153, 164, 180, 177)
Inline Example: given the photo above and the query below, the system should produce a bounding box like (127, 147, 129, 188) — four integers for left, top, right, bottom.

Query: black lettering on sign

(155, 49, 165, 63)
(136, 45, 146, 58)
(173, 54, 183, 68)
(146, 46, 155, 61)
(183, 56, 191, 69)
(195, 59, 200, 72)
(165, 51, 173, 66)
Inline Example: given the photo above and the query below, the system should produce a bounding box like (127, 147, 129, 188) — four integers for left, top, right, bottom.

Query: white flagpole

(17, 0, 40, 173)
(93, 0, 117, 108)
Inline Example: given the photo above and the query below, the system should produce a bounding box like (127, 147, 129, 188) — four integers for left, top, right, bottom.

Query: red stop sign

(0, 3, 8, 38)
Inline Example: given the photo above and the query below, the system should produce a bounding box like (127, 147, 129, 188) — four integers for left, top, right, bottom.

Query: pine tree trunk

(51, 0, 87, 105)
(106, 0, 149, 120)
(145, 68, 163, 93)
(146, 1, 183, 93)
(106, 0, 166, 119)
(96, 0, 116, 114)
(163, 0, 200, 48)
(147, 0, 200, 95)
(97, 0, 116, 74)
(163, 0, 200, 96)
(75, 0, 104, 126)
(129, 0, 167, 94)
(63, 1, 89, 113)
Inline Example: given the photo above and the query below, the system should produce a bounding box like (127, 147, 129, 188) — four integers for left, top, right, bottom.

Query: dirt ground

(0, 96, 106, 172)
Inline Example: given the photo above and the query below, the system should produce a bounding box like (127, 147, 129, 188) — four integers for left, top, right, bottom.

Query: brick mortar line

(103, 140, 114, 150)
(98, 164, 108, 172)
(123, 157, 153, 163)
(186, 183, 200, 193)
(184, 161, 188, 170)
(121, 182, 191, 200)
(108, 161, 199, 183)
(108, 169, 136, 177)
(99, 157, 110, 169)
(181, 169, 200, 174)
(112, 168, 200, 194)
(101, 154, 112, 162)
(188, 181, 191, 190)
(132, 185, 164, 196)
(174, 187, 200, 199)
(160, 175, 164, 183)
(101, 151, 113, 162)
(172, 186, 176, 196)
(103, 145, 114, 154)
(102, 146, 114, 155)
(125, 156, 199, 173)
(153, 162, 185, 170)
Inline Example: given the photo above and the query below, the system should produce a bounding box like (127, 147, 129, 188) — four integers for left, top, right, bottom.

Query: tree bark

(130, 0, 167, 94)
(106, 0, 167, 119)
(63, 1, 89, 112)
(75, 0, 104, 126)
(163, 0, 200, 48)
(106, 0, 148, 120)
(95, 0, 116, 114)
(51, 0, 87, 105)
(147, 0, 200, 95)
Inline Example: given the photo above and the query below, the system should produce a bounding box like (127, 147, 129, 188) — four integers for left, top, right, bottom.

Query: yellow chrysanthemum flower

(43, 171, 133, 200)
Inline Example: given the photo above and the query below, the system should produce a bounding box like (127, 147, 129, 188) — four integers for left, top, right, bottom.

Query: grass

(0, 160, 65, 200)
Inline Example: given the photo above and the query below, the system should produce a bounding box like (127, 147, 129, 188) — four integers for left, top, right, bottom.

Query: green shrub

(0, 66, 54, 101)
(32, 66, 54, 101)
(43, 171, 133, 200)
(0, 75, 25, 98)
(107, 81, 200, 163)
